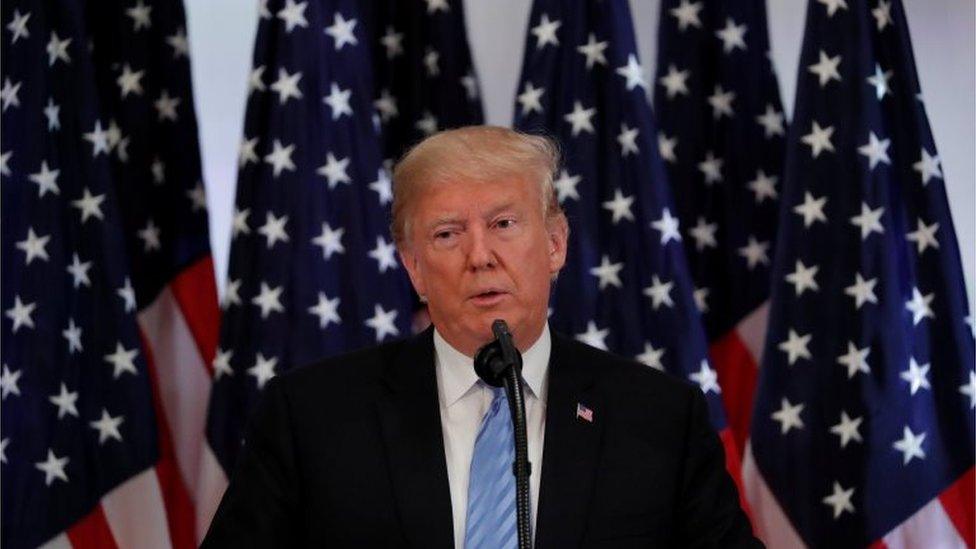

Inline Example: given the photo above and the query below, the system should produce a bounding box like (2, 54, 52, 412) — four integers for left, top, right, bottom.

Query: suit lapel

(535, 333, 604, 547)
(376, 327, 454, 548)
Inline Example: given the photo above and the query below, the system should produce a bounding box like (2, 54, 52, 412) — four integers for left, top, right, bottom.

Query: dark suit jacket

(202, 327, 761, 548)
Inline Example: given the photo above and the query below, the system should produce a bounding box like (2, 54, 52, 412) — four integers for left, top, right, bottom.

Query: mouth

(468, 289, 509, 307)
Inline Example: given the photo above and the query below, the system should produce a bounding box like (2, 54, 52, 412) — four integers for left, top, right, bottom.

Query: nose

(466, 224, 496, 271)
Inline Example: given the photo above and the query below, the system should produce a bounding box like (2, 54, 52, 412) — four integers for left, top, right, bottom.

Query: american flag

(742, 0, 975, 546)
(204, 0, 483, 477)
(511, 0, 739, 473)
(654, 0, 786, 459)
(2, 0, 220, 547)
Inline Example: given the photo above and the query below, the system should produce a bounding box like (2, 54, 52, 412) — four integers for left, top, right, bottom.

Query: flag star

(251, 282, 285, 318)
(818, 0, 849, 16)
(808, 50, 842, 87)
(380, 26, 403, 58)
(312, 222, 345, 260)
(374, 89, 398, 122)
(657, 133, 678, 163)
(264, 140, 296, 177)
(316, 152, 351, 188)
(850, 202, 885, 240)
(369, 236, 398, 273)
(369, 168, 393, 205)
(276, 0, 308, 32)
(517, 82, 545, 116)
(151, 157, 165, 183)
(830, 411, 864, 448)
(259, 0, 272, 19)
(0, 438, 7, 463)
(117, 278, 136, 312)
(900, 357, 931, 395)
(153, 90, 181, 121)
(822, 482, 855, 519)
(553, 169, 581, 203)
(563, 101, 596, 137)
(365, 304, 400, 342)
(222, 279, 242, 309)
(166, 27, 189, 58)
(658, 64, 690, 99)
(616, 124, 640, 156)
(35, 449, 69, 485)
(857, 131, 891, 170)
(689, 217, 718, 251)
(747, 170, 778, 203)
(707, 85, 736, 119)
(845, 272, 878, 309)
(892, 426, 926, 464)
(905, 218, 940, 254)
(66, 254, 93, 288)
(793, 191, 828, 227)
(415, 111, 438, 135)
(186, 181, 207, 211)
(755, 104, 785, 138)
(697, 151, 723, 184)
(126, 0, 153, 30)
(778, 329, 812, 365)
(576, 321, 609, 350)
(802, 121, 836, 157)
(0, 78, 21, 111)
(531, 13, 561, 49)
(138, 219, 162, 251)
(270, 68, 303, 105)
(6, 295, 36, 333)
(771, 398, 805, 434)
(872, 0, 893, 31)
(248, 65, 266, 94)
(693, 287, 710, 313)
(324, 12, 358, 50)
(308, 292, 341, 329)
(615, 54, 648, 92)
(258, 212, 290, 249)
(636, 342, 665, 370)
(837, 342, 870, 378)
(423, 48, 440, 77)
(6, 9, 30, 44)
(643, 275, 675, 310)
(322, 83, 353, 119)
(959, 371, 976, 409)
(912, 148, 942, 185)
(46, 31, 72, 66)
(248, 353, 278, 390)
(89, 409, 124, 444)
(239, 136, 259, 167)
(0, 364, 21, 399)
(715, 18, 747, 54)
(424, 0, 450, 13)
(106, 120, 123, 151)
(589, 255, 624, 290)
(866, 64, 893, 100)
(104, 342, 139, 378)
(0, 150, 11, 176)
(84, 120, 112, 156)
(17, 228, 51, 265)
(460, 72, 479, 100)
(62, 319, 83, 354)
(785, 260, 820, 296)
(689, 361, 721, 394)
(738, 236, 770, 270)
(652, 208, 682, 244)
(577, 33, 608, 69)
(670, 0, 703, 30)
(49, 383, 80, 418)
(212, 348, 234, 379)
(116, 64, 144, 97)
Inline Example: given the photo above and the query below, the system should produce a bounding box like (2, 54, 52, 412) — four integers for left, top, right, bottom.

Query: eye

(494, 218, 517, 230)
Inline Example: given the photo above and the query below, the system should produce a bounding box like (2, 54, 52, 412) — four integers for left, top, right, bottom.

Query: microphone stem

(504, 366, 533, 549)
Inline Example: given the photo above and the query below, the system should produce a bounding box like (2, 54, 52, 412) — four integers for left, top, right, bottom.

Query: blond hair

(391, 126, 563, 245)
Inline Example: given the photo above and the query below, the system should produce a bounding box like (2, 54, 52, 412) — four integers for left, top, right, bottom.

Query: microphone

(473, 320, 523, 387)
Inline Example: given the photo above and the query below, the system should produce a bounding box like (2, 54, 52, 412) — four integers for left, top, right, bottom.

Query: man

(203, 126, 760, 547)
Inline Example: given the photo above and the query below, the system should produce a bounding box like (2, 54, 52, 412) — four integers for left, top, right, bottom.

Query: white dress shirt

(434, 325, 550, 549)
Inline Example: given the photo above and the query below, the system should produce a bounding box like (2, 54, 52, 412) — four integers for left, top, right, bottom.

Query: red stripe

(66, 505, 119, 549)
(710, 330, 759, 459)
(139, 331, 199, 549)
(868, 540, 888, 549)
(939, 466, 975, 548)
(719, 427, 753, 524)
(169, 256, 220, 374)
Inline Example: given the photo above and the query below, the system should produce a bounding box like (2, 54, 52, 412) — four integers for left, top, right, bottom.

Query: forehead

(412, 176, 541, 219)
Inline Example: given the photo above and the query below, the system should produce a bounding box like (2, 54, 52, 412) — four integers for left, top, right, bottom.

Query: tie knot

(491, 385, 507, 403)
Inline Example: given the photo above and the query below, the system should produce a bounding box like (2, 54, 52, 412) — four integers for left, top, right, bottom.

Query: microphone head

(474, 319, 522, 387)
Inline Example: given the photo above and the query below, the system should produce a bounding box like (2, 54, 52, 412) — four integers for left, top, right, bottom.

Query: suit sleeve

(676, 387, 763, 548)
(201, 376, 301, 548)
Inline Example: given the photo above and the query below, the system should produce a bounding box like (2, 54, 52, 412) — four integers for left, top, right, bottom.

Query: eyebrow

(423, 202, 520, 232)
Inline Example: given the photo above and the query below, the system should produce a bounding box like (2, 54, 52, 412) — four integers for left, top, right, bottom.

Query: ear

(398, 244, 428, 298)
(546, 214, 569, 275)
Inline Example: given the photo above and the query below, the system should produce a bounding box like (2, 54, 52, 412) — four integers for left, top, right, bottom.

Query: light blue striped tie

(464, 385, 518, 549)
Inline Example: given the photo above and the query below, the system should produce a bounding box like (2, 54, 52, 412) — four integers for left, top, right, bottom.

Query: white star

(575, 321, 609, 351)
(553, 169, 581, 203)
(0, 78, 21, 112)
(5, 295, 36, 333)
(251, 282, 285, 318)
(166, 27, 189, 58)
(818, 0, 849, 16)
(845, 272, 878, 309)
(222, 279, 242, 309)
(778, 329, 812, 365)
(151, 157, 165, 184)
(892, 426, 926, 465)
(715, 18, 747, 54)
(117, 278, 136, 312)
(369, 236, 398, 273)
(6, 9, 30, 44)
(264, 140, 296, 178)
(41, 97, 60, 131)
(46, 31, 72, 66)
(577, 33, 608, 69)
(689, 217, 718, 251)
(138, 219, 162, 252)
(424, 0, 450, 14)
(636, 342, 664, 370)
(866, 64, 893, 100)
(104, 342, 139, 378)
(589, 255, 624, 290)
(785, 260, 820, 296)
(0, 364, 21, 399)
(802, 121, 836, 158)
(872, 0, 893, 31)
(850, 202, 885, 240)
(707, 85, 736, 119)
(259, 0, 271, 20)
(151, 91, 181, 123)
(270, 68, 303, 105)
(84, 120, 111, 156)
(16, 227, 51, 265)
(369, 168, 393, 205)
(317, 152, 351, 189)
(670, 0, 703, 31)
(822, 481, 855, 518)
(35, 449, 69, 485)
(312, 222, 345, 260)
(658, 133, 678, 163)
(912, 148, 942, 185)
(900, 357, 931, 395)
(415, 111, 438, 135)
(616, 124, 640, 157)
(239, 136, 259, 167)
(531, 13, 561, 49)
(460, 72, 479, 100)
(90, 409, 124, 444)
(808, 50, 842, 87)
(126, 0, 152, 30)
(248, 353, 278, 390)
(365, 304, 400, 342)
(652, 208, 682, 244)
(658, 64, 690, 99)
(517, 82, 545, 116)
(601, 189, 635, 225)
(563, 101, 596, 137)
(324, 12, 358, 50)
(697, 151, 723, 184)
(116, 64, 144, 97)
(693, 286, 710, 313)
(689, 361, 721, 394)
(322, 82, 353, 120)
(959, 371, 976, 409)
(793, 192, 828, 227)
(186, 181, 207, 211)
(248, 65, 266, 94)
(905, 218, 939, 254)
(49, 383, 79, 418)
(308, 292, 341, 329)
(643, 275, 674, 310)
(380, 26, 403, 58)
(0, 438, 7, 463)
(756, 104, 785, 138)
(0, 150, 10, 176)
(62, 319, 83, 354)
(747, 169, 778, 203)
(738, 236, 770, 270)
(423, 48, 440, 77)
(276, 0, 308, 32)
(830, 411, 864, 448)
(258, 212, 290, 249)
(837, 342, 870, 378)
(374, 89, 398, 122)
(615, 54, 648, 92)
(66, 254, 93, 288)
(857, 131, 891, 170)
(212, 348, 234, 379)
(771, 398, 805, 434)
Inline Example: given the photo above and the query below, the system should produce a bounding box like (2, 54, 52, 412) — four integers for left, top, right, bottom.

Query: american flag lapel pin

(576, 402, 593, 423)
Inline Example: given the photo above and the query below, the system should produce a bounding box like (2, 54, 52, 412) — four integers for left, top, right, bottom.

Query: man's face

(399, 175, 568, 357)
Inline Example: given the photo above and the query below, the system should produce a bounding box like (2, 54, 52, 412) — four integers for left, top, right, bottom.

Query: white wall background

(186, 0, 974, 308)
